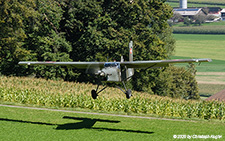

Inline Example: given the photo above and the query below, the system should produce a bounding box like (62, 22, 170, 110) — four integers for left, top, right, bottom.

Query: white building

(221, 9, 225, 21)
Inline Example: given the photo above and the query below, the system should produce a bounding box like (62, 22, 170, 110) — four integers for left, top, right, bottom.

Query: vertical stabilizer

(127, 41, 134, 80)
(129, 41, 133, 62)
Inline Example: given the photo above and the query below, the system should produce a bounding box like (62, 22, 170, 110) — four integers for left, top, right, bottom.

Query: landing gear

(91, 80, 132, 99)
(91, 90, 98, 99)
(125, 89, 132, 99)
(91, 83, 107, 100)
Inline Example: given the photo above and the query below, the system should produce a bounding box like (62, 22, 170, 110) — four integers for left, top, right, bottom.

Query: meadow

(173, 34, 225, 71)
(1, 106, 224, 140)
(167, 0, 225, 7)
(168, 0, 225, 4)
(173, 34, 225, 97)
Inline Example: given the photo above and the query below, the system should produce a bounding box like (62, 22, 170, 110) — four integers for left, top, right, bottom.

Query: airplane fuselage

(98, 62, 134, 82)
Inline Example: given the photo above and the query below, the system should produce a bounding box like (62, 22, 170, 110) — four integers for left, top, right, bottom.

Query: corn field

(0, 76, 224, 120)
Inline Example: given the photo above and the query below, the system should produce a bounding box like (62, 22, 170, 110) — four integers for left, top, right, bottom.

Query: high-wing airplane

(19, 41, 211, 99)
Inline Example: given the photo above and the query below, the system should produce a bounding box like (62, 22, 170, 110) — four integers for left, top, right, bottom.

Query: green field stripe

(0, 105, 224, 140)
(171, 56, 225, 72)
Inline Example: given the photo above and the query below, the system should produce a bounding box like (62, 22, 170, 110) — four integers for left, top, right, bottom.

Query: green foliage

(184, 17, 191, 26)
(155, 64, 199, 100)
(193, 14, 206, 26)
(0, 0, 72, 78)
(0, 0, 37, 75)
(0, 0, 199, 99)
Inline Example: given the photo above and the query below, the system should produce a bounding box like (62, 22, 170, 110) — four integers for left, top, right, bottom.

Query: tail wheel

(126, 89, 132, 99)
(91, 90, 98, 99)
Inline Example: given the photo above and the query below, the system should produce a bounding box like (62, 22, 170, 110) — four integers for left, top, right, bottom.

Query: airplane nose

(95, 70, 105, 77)
(100, 71, 105, 77)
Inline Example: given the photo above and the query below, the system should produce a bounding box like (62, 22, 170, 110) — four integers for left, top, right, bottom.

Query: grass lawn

(172, 34, 225, 72)
(173, 34, 225, 97)
(167, 2, 225, 8)
(167, 0, 225, 4)
(0, 105, 224, 141)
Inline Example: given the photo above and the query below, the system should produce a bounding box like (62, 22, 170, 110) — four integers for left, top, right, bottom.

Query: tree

(0, 0, 72, 79)
(23, 0, 72, 80)
(171, 13, 182, 23)
(194, 13, 206, 26)
(155, 64, 199, 100)
(184, 17, 191, 26)
(1, 0, 199, 99)
(61, 0, 176, 92)
(0, 0, 38, 75)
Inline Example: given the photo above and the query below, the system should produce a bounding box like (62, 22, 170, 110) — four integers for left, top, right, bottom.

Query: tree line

(0, 0, 199, 99)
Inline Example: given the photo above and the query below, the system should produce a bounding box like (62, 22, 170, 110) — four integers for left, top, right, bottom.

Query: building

(173, 8, 207, 19)
(221, 9, 225, 21)
(179, 0, 187, 9)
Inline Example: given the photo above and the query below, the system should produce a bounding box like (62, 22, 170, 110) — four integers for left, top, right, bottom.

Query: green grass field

(0, 105, 224, 141)
(173, 34, 225, 72)
(168, 0, 225, 4)
(173, 34, 225, 97)
(167, 2, 225, 8)
(167, 0, 225, 8)
(173, 21, 225, 34)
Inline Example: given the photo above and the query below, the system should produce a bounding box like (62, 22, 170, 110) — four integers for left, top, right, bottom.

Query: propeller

(85, 64, 101, 75)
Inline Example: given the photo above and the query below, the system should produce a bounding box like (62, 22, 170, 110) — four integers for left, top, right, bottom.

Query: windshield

(104, 62, 120, 68)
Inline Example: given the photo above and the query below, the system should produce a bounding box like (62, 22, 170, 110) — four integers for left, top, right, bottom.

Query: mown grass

(1, 76, 225, 121)
(1, 106, 224, 141)
(198, 84, 225, 97)
(172, 34, 225, 72)
(168, 0, 225, 4)
(173, 33, 225, 97)
(173, 34, 225, 61)
(167, 1, 225, 8)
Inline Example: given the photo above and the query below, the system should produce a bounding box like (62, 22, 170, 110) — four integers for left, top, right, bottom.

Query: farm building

(206, 7, 222, 17)
(205, 89, 225, 102)
(173, 8, 207, 19)
(221, 9, 225, 21)
(172, 0, 223, 22)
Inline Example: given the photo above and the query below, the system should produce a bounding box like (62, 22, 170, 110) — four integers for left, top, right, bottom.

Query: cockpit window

(104, 62, 120, 68)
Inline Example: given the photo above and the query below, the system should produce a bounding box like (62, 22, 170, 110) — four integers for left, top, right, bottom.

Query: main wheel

(91, 90, 98, 99)
(125, 89, 132, 99)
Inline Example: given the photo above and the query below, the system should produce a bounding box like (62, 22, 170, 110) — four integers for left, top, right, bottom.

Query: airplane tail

(127, 41, 134, 80)
(129, 41, 133, 62)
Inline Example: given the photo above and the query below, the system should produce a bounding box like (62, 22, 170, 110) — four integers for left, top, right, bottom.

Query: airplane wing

(18, 61, 105, 69)
(120, 58, 212, 69)
(19, 58, 211, 69)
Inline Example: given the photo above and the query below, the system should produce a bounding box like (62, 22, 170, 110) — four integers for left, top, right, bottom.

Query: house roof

(205, 89, 225, 102)
(173, 8, 203, 16)
(221, 9, 225, 13)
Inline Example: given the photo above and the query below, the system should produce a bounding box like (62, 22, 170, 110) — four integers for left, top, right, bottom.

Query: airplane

(19, 41, 211, 99)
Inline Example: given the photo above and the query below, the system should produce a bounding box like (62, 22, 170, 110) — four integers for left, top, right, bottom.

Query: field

(1, 76, 225, 121)
(167, 0, 225, 8)
(167, 0, 225, 4)
(173, 34, 225, 97)
(172, 21, 225, 35)
(0, 105, 224, 140)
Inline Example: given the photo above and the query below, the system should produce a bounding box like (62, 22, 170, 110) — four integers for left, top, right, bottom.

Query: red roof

(205, 89, 225, 102)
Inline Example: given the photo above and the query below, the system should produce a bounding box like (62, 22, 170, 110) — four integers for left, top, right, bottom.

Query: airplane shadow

(0, 116, 154, 134)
